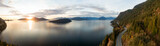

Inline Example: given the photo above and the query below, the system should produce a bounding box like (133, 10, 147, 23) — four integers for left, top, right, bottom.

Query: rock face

(49, 18, 72, 24)
(0, 18, 13, 46)
(0, 18, 7, 32)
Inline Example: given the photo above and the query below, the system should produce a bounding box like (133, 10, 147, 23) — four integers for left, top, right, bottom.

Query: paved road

(116, 28, 127, 46)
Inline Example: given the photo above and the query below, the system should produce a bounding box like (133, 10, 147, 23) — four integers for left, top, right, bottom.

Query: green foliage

(100, 26, 124, 46)
(112, 0, 160, 46)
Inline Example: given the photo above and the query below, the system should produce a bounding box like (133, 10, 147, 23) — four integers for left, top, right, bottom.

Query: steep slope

(100, 0, 160, 46)
(0, 18, 10, 46)
(0, 18, 6, 31)
(113, 0, 160, 46)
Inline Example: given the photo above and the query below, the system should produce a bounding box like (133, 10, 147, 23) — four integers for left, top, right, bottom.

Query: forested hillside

(113, 0, 160, 46)
(101, 0, 160, 46)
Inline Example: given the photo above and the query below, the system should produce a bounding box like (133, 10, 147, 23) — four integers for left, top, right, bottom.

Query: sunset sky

(0, 0, 146, 19)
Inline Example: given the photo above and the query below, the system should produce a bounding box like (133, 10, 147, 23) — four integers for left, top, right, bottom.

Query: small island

(49, 18, 72, 24)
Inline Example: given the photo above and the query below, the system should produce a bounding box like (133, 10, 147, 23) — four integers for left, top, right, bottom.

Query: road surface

(116, 28, 127, 46)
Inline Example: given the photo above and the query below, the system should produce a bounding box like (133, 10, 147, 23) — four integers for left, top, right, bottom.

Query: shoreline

(100, 21, 125, 46)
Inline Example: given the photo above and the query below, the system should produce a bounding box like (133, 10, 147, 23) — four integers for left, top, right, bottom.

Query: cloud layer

(0, 0, 146, 18)
(0, 0, 10, 8)
(31, 5, 119, 17)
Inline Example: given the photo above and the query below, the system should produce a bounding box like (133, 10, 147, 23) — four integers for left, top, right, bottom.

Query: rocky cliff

(0, 18, 6, 32)
(0, 18, 9, 46)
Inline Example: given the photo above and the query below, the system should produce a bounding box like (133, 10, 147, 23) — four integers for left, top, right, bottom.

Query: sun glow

(27, 17, 33, 20)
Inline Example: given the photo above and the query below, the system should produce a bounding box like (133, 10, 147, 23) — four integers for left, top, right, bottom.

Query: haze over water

(0, 20, 113, 46)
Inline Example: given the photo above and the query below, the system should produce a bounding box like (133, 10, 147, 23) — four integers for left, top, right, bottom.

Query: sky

(0, 0, 146, 19)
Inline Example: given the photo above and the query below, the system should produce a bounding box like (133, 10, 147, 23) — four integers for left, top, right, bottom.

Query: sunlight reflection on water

(27, 20, 33, 30)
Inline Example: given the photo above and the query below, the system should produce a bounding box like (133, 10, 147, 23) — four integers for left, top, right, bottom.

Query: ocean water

(0, 20, 113, 46)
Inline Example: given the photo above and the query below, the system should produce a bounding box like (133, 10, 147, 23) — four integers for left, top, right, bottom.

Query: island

(49, 18, 72, 24)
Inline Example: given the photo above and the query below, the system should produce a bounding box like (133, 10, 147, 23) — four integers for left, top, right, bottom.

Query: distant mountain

(49, 18, 72, 24)
(70, 17, 115, 20)
(71, 17, 98, 20)
(19, 17, 48, 21)
(99, 16, 115, 20)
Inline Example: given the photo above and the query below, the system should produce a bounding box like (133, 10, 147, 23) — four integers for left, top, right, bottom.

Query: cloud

(31, 9, 68, 17)
(30, 5, 80, 17)
(9, 10, 22, 15)
(79, 5, 106, 12)
(0, 0, 10, 8)
(31, 5, 119, 17)
(63, 5, 107, 12)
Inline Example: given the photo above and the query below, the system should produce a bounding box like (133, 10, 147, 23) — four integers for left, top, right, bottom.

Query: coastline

(100, 21, 125, 46)
(0, 18, 14, 46)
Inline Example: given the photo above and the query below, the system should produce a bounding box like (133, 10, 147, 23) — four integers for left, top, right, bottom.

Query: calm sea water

(0, 20, 113, 46)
